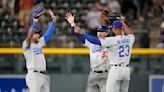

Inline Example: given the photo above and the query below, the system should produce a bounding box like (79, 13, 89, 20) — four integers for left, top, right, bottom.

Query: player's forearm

(84, 34, 101, 45)
(26, 22, 37, 45)
(122, 22, 133, 34)
(124, 27, 133, 34)
(71, 26, 101, 45)
(71, 27, 85, 43)
(43, 21, 56, 43)
(71, 24, 84, 35)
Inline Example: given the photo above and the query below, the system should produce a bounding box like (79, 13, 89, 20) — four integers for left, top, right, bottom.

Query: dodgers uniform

(80, 20, 135, 92)
(22, 21, 55, 92)
(100, 34, 135, 92)
(71, 25, 110, 92)
(84, 40, 109, 92)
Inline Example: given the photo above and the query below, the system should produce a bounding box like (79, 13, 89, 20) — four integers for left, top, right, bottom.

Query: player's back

(102, 34, 135, 65)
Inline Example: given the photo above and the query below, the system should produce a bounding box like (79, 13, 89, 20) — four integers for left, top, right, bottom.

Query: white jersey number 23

(119, 45, 130, 57)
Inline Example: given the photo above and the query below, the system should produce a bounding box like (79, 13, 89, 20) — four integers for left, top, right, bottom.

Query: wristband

(31, 22, 37, 29)
(71, 23, 76, 27)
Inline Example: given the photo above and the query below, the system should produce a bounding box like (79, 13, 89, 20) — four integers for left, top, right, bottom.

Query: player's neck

(115, 32, 123, 36)
(31, 40, 39, 43)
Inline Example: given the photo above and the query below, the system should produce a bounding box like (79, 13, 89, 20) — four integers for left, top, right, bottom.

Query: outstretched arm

(65, 12, 86, 43)
(71, 26, 85, 43)
(70, 27, 101, 45)
(43, 10, 57, 43)
(65, 12, 101, 45)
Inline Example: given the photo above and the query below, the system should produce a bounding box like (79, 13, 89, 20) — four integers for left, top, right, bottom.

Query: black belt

(113, 64, 129, 67)
(91, 69, 108, 73)
(33, 70, 46, 74)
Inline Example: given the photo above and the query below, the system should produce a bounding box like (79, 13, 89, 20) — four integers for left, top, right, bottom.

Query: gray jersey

(84, 39, 109, 71)
(22, 37, 46, 71)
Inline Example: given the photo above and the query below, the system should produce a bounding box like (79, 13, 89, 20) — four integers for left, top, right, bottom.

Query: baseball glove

(32, 7, 45, 19)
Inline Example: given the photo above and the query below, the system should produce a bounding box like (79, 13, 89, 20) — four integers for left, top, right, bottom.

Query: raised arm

(25, 7, 46, 46)
(65, 12, 101, 45)
(121, 16, 133, 35)
(43, 10, 56, 43)
(25, 18, 38, 46)
(65, 12, 86, 43)
(122, 23, 133, 34)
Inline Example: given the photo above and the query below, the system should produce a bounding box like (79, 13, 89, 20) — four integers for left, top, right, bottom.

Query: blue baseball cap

(103, 20, 123, 30)
(112, 20, 122, 29)
(96, 25, 109, 32)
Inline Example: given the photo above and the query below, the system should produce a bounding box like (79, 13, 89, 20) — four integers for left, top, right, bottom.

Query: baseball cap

(104, 20, 122, 30)
(96, 25, 109, 32)
(112, 20, 122, 29)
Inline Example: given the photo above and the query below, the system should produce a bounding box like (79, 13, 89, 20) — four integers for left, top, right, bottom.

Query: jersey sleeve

(39, 37, 46, 46)
(128, 34, 135, 44)
(100, 37, 117, 47)
(22, 40, 28, 50)
(83, 39, 91, 48)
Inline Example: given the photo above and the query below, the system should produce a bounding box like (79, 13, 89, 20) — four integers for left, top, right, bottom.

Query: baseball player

(22, 7, 56, 92)
(65, 10, 134, 92)
(73, 20, 134, 92)
(65, 12, 110, 92)
(99, 20, 134, 92)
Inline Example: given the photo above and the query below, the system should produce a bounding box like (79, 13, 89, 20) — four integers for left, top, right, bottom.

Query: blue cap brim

(107, 26, 112, 29)
(96, 25, 111, 32)
(96, 28, 107, 32)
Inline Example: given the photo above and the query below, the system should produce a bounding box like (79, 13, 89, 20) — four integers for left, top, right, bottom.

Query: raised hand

(47, 10, 57, 22)
(32, 7, 45, 19)
(65, 12, 75, 27)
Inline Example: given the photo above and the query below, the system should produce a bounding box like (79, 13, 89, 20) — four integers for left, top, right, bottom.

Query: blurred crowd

(0, 0, 163, 48)
(0, 0, 163, 74)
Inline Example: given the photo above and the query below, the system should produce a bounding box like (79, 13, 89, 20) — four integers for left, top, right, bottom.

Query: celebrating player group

(23, 6, 135, 92)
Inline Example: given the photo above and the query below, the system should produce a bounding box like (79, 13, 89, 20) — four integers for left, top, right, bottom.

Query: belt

(91, 69, 108, 73)
(113, 64, 129, 67)
(33, 70, 46, 74)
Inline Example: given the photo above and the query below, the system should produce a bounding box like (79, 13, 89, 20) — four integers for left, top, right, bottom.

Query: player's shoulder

(39, 36, 46, 46)
(103, 36, 116, 40)
(22, 40, 29, 50)
(127, 34, 135, 39)
(39, 36, 45, 43)
(127, 34, 135, 37)
(22, 40, 27, 45)
(126, 34, 135, 44)
(39, 36, 44, 41)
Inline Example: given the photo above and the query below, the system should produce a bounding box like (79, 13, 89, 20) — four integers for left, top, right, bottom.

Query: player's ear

(106, 32, 108, 36)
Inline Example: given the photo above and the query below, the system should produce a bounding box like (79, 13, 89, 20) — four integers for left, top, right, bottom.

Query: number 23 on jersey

(119, 45, 130, 57)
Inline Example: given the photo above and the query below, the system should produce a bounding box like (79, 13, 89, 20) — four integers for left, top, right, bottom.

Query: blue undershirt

(71, 27, 101, 45)
(43, 21, 56, 43)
